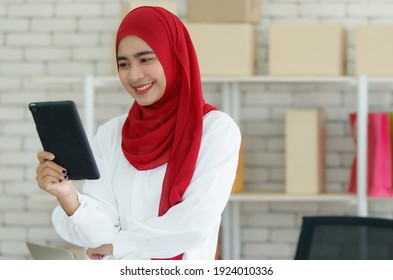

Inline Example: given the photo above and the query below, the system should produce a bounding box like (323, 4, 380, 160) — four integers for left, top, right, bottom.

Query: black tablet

(29, 100, 100, 180)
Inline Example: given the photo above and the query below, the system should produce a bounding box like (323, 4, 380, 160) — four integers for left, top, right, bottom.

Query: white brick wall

(1, 0, 393, 260)
(55, 4, 101, 17)
(0, 19, 29, 32)
(31, 19, 77, 32)
(53, 33, 100, 46)
(8, 5, 54, 18)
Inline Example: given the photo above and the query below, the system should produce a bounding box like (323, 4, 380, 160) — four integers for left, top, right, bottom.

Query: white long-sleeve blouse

(52, 110, 241, 260)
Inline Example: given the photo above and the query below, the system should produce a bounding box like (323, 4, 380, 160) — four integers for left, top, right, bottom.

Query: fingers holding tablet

(36, 151, 71, 195)
(37, 151, 55, 163)
(35, 150, 80, 216)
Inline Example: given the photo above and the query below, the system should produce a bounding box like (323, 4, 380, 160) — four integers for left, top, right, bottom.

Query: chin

(135, 99, 154, 107)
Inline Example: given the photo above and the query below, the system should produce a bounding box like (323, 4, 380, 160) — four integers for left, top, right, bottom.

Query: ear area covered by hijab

(117, 7, 217, 259)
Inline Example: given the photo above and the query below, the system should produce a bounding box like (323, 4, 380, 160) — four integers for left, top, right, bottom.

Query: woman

(35, 6, 241, 260)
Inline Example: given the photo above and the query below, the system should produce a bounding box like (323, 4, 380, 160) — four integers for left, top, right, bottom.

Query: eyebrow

(134, 50, 155, 58)
(117, 51, 155, 61)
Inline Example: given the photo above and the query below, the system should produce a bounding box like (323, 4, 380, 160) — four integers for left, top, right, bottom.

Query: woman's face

(117, 35, 166, 107)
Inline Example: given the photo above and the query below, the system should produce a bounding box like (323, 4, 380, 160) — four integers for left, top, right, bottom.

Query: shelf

(28, 74, 379, 216)
(229, 192, 357, 203)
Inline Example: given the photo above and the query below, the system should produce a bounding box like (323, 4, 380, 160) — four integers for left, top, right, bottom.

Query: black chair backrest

(294, 216, 393, 260)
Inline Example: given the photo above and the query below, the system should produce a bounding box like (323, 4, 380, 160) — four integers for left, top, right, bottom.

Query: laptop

(26, 242, 76, 260)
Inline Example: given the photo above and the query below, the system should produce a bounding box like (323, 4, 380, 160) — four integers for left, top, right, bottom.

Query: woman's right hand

(36, 151, 80, 216)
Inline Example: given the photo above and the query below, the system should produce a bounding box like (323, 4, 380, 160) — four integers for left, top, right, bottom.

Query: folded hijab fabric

(116, 6, 217, 259)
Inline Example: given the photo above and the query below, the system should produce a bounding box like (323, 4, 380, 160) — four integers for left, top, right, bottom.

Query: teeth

(136, 83, 153, 91)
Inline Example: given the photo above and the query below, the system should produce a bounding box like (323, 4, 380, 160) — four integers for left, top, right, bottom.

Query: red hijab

(116, 7, 216, 259)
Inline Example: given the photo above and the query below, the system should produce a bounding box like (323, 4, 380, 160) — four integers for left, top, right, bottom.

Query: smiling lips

(134, 82, 154, 95)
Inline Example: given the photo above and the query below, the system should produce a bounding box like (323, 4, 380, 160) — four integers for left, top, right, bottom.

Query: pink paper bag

(348, 113, 393, 197)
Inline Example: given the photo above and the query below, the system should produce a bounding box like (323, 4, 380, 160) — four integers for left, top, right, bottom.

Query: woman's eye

(118, 62, 128, 69)
(141, 58, 152, 64)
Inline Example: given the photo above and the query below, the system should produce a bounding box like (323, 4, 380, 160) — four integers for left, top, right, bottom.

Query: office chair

(294, 215, 393, 260)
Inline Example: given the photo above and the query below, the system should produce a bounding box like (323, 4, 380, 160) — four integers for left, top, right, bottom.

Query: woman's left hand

(86, 244, 113, 260)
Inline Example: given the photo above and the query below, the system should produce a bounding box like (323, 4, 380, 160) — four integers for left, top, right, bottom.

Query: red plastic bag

(348, 113, 393, 197)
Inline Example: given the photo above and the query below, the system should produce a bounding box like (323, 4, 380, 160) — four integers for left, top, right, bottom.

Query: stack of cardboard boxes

(268, 23, 393, 76)
(186, 0, 260, 76)
(267, 24, 346, 195)
(276, 24, 393, 194)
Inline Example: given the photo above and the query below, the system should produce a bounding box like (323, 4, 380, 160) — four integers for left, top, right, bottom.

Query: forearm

(112, 214, 221, 259)
(56, 186, 80, 216)
(52, 193, 119, 248)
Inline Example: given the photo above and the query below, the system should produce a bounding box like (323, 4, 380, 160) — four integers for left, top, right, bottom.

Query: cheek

(118, 70, 129, 85)
(157, 68, 166, 92)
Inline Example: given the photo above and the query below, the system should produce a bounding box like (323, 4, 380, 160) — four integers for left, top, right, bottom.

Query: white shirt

(52, 110, 241, 260)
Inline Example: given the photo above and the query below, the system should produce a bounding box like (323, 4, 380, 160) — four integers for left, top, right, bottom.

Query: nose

(128, 64, 144, 83)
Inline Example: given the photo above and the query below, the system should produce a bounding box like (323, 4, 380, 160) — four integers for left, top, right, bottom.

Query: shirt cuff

(67, 192, 88, 224)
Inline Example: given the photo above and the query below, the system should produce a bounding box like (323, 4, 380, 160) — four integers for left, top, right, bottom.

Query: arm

(51, 124, 122, 249)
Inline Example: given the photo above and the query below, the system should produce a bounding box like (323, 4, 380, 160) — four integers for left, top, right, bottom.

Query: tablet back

(29, 100, 100, 180)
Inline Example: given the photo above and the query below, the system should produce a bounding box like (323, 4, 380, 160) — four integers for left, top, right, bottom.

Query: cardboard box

(232, 141, 244, 194)
(187, 0, 261, 24)
(269, 25, 346, 76)
(121, 1, 177, 17)
(356, 25, 393, 76)
(285, 109, 325, 194)
(187, 23, 256, 76)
